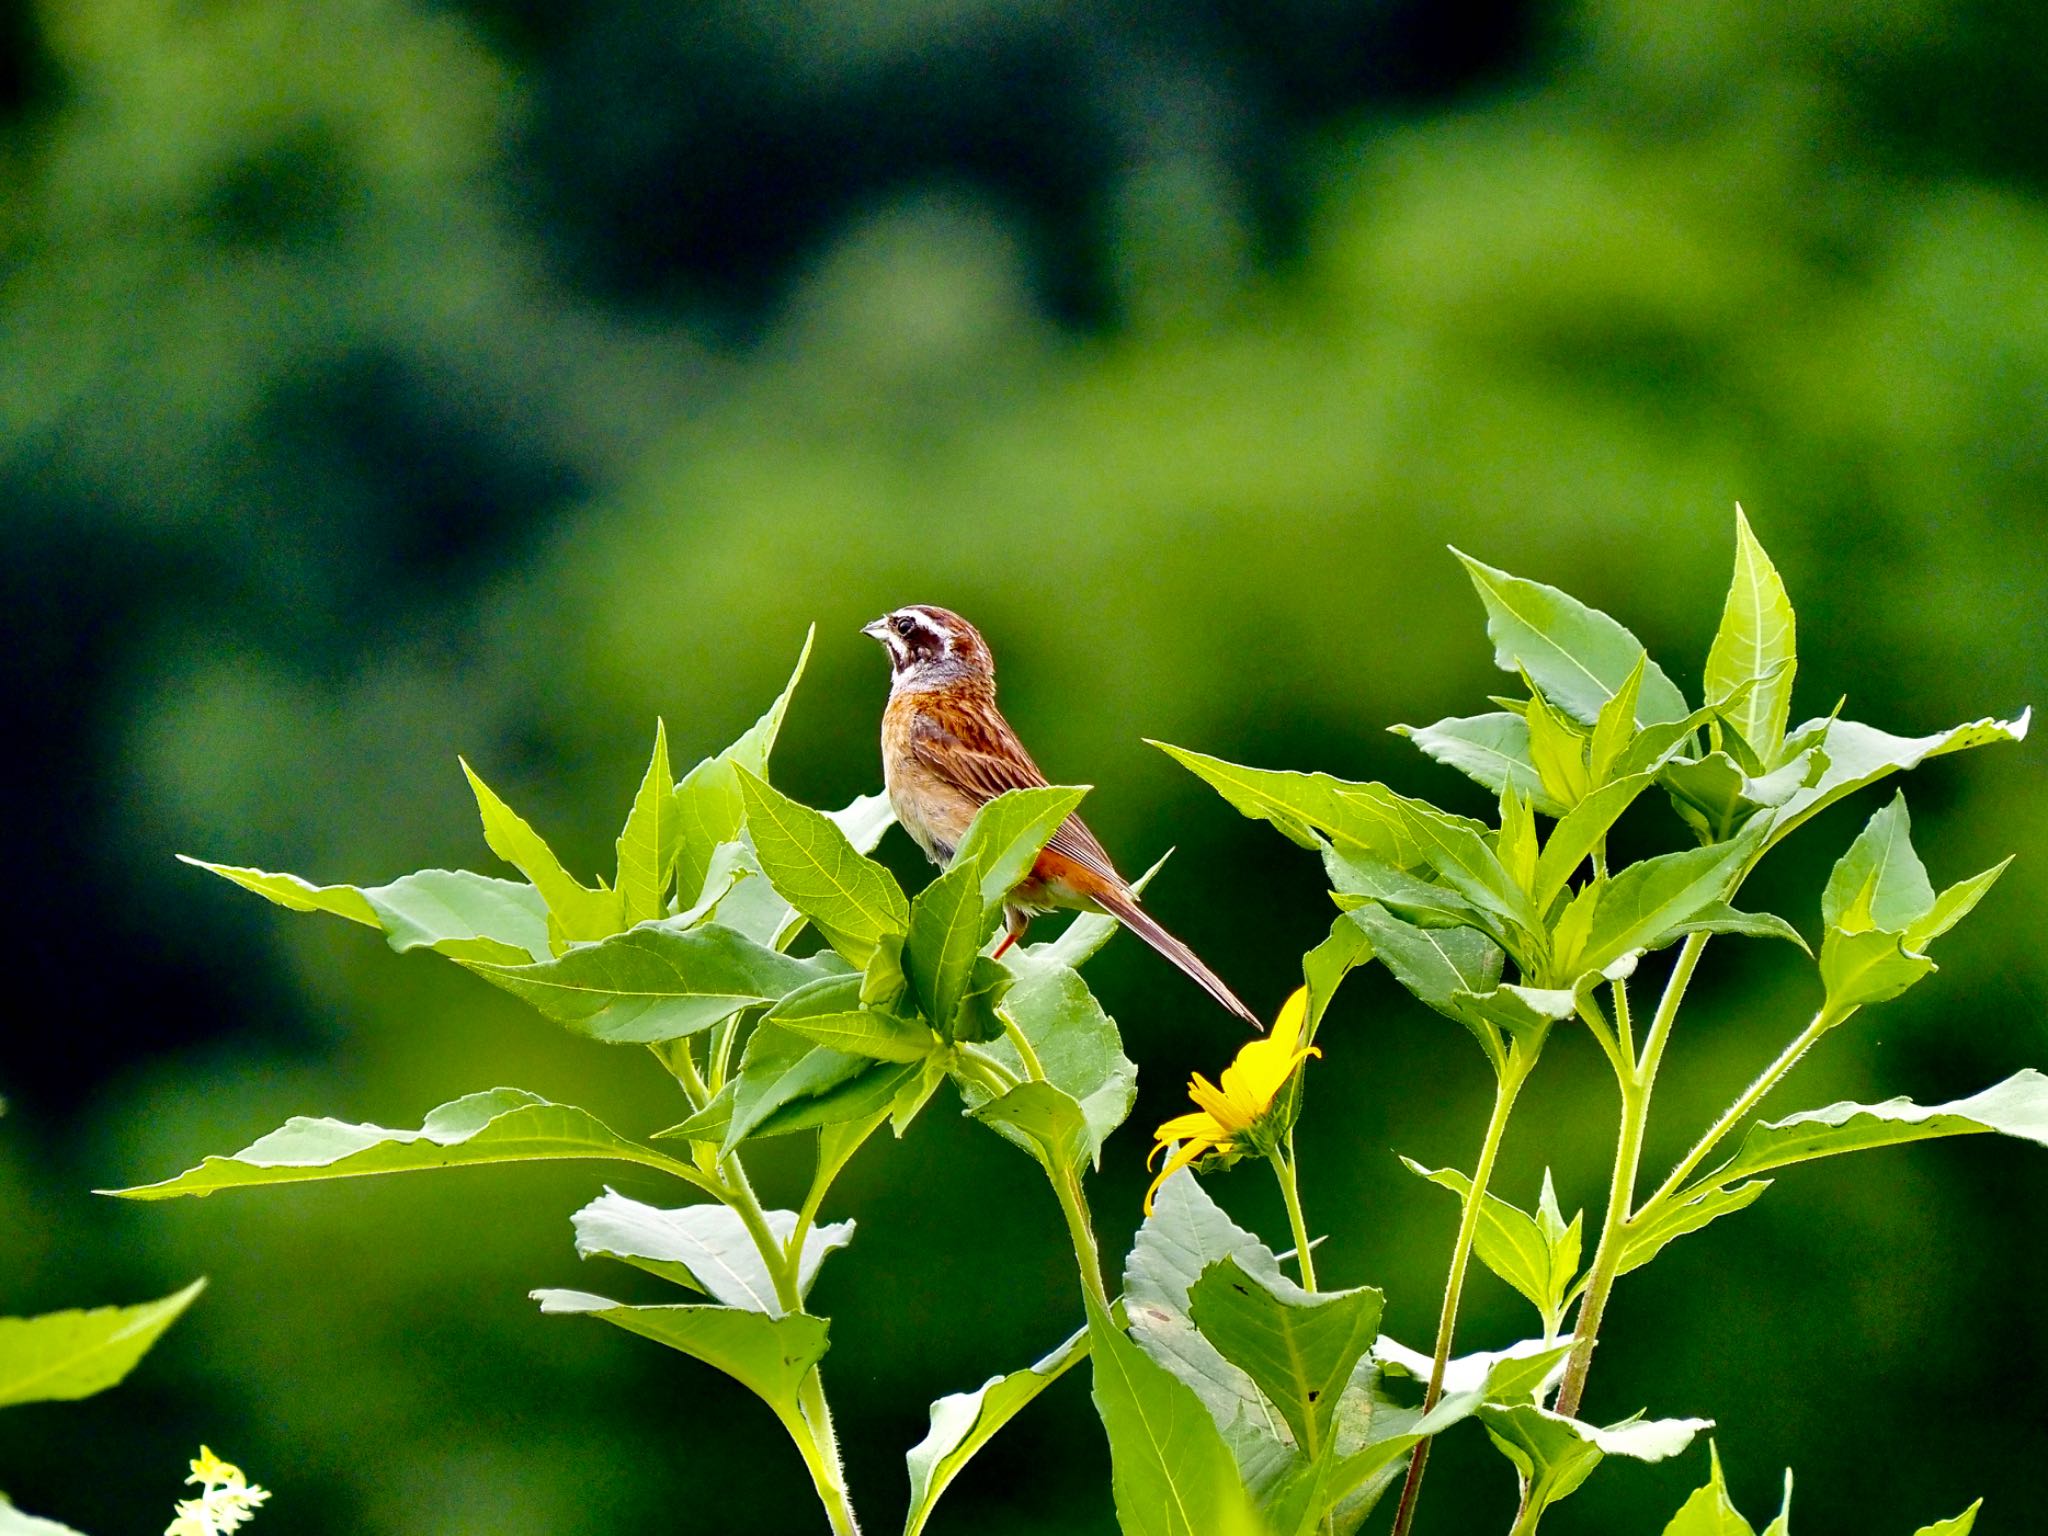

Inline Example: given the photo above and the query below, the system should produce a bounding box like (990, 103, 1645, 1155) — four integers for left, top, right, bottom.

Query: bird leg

(989, 906, 1031, 960)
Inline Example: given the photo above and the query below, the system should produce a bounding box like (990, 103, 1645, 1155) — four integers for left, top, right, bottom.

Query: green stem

(1552, 933, 1709, 1419)
(1050, 1163, 1114, 1319)
(1388, 1054, 1532, 1536)
(1268, 1138, 1318, 1292)
(722, 1154, 803, 1313)
(794, 1366, 862, 1536)
(999, 1006, 1050, 1083)
(790, 1113, 888, 1275)
(1640, 1006, 1843, 1214)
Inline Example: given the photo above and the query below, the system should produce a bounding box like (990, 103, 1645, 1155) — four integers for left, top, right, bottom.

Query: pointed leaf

(462, 922, 842, 1043)
(1661, 1443, 1757, 1536)
(980, 960, 1137, 1167)
(725, 1023, 873, 1150)
(1667, 903, 1809, 952)
(1150, 742, 1440, 866)
(1614, 1181, 1771, 1282)
(533, 1290, 826, 1428)
(1822, 795, 1934, 934)
(1403, 1163, 1571, 1325)
(1453, 551, 1689, 726)
(616, 719, 678, 925)
(1819, 927, 1935, 1016)
(461, 758, 622, 943)
(1188, 1256, 1383, 1458)
(907, 861, 997, 1035)
(952, 785, 1091, 907)
(737, 767, 908, 965)
(1391, 713, 1559, 814)
(1767, 711, 2030, 847)
(1481, 1405, 1711, 1517)
(904, 1327, 1091, 1536)
(1705, 508, 1798, 764)
(1533, 772, 1658, 909)
(1908, 861, 2011, 950)
(570, 1190, 851, 1314)
(1589, 655, 1647, 785)
(0, 1280, 205, 1408)
(1915, 1502, 1983, 1536)
(765, 973, 937, 1063)
(103, 1089, 701, 1199)
(1578, 829, 1760, 972)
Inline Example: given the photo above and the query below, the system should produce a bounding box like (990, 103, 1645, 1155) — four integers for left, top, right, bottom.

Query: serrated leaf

(1188, 1256, 1382, 1458)
(1914, 1501, 1983, 1536)
(724, 1024, 874, 1150)
(1766, 711, 2030, 847)
(1589, 654, 1647, 785)
(570, 1189, 851, 1314)
(1391, 713, 1559, 814)
(828, 790, 897, 854)
(738, 767, 908, 965)
(1150, 742, 1438, 866)
(462, 922, 841, 1043)
(1404, 1164, 1575, 1328)
(533, 1290, 827, 1429)
(103, 1089, 699, 1199)
(1705, 1070, 2048, 1186)
(461, 757, 623, 944)
(1577, 829, 1760, 973)
(1452, 551, 1689, 727)
(1705, 508, 1798, 765)
(1667, 903, 1809, 951)
(904, 1326, 1090, 1536)
(907, 860, 996, 1035)
(1324, 847, 1480, 930)
(182, 858, 551, 963)
(952, 785, 1091, 907)
(1345, 902, 1508, 1065)
(0, 1280, 204, 1408)
(616, 719, 678, 925)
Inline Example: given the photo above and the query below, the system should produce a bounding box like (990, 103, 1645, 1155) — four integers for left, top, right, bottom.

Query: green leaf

(1705, 508, 1798, 765)
(1907, 860, 2012, 950)
(1017, 852, 1172, 972)
(976, 960, 1137, 1167)
(1390, 713, 1559, 815)
(182, 858, 551, 964)
(1706, 1070, 2048, 1186)
(1818, 929, 1934, 1016)
(103, 1088, 701, 1200)
(1532, 772, 1658, 909)
(970, 1081, 1093, 1172)
(724, 1024, 875, 1150)
(1661, 1443, 1759, 1536)
(1404, 1164, 1577, 1330)
(765, 973, 938, 1063)
(737, 767, 909, 965)
(1188, 1256, 1382, 1459)
(1344, 903, 1506, 1061)
(1089, 1306, 1264, 1536)
(1822, 794, 1935, 934)
(1300, 911, 1376, 1049)
(952, 785, 1091, 907)
(0, 1280, 204, 1408)
(461, 757, 623, 944)
(1479, 1405, 1711, 1519)
(1588, 654, 1648, 785)
(1525, 689, 1593, 807)
(616, 719, 678, 925)
(829, 790, 897, 855)
(570, 1190, 851, 1314)
(1324, 847, 1481, 930)
(1667, 903, 1809, 952)
(1766, 711, 2031, 848)
(1614, 1180, 1771, 1283)
(671, 627, 818, 905)
(532, 1290, 827, 1432)
(1390, 802, 1543, 952)
(907, 860, 997, 1035)
(1125, 1170, 1295, 1459)
(1576, 829, 1759, 973)
(904, 1326, 1091, 1536)
(1452, 550, 1689, 727)
(1915, 1501, 1984, 1536)
(462, 922, 842, 1043)
(1150, 742, 1435, 866)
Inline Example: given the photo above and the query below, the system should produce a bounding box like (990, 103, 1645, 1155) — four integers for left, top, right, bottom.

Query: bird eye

(893, 616, 915, 637)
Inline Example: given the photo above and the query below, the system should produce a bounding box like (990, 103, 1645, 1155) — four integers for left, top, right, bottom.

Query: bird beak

(860, 617, 889, 640)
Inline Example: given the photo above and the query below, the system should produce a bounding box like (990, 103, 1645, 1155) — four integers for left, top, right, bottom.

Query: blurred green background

(2, 0, 2044, 1530)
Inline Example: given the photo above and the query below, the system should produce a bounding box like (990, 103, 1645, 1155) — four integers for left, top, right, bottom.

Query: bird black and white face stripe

(862, 605, 994, 690)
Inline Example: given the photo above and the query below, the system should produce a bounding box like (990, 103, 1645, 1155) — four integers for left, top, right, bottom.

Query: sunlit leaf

(570, 1189, 851, 1314)
(724, 1024, 876, 1150)
(1452, 550, 1689, 726)
(616, 718, 678, 926)
(1704, 508, 1798, 766)
(103, 1089, 702, 1199)
(1532, 772, 1657, 909)
(904, 1327, 1090, 1536)
(461, 757, 622, 944)
(462, 922, 842, 1043)
(1766, 711, 2030, 848)
(952, 785, 1090, 908)
(1914, 1501, 1984, 1535)
(765, 972, 937, 1063)
(1150, 742, 1441, 866)
(0, 1496, 86, 1535)
(1404, 1163, 1577, 1329)
(906, 861, 996, 1036)
(1576, 829, 1760, 973)
(737, 767, 908, 966)
(978, 959, 1136, 1167)
(1660, 1443, 1760, 1536)
(1479, 1405, 1710, 1520)
(0, 1280, 204, 1408)
(1612, 1181, 1771, 1283)
(1391, 713, 1558, 814)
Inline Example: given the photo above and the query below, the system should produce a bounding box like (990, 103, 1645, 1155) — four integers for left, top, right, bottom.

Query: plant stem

(1640, 1006, 1843, 1214)
(1388, 1055, 1531, 1536)
(1268, 1138, 1318, 1292)
(999, 1006, 1050, 1083)
(1552, 934, 1708, 1418)
(1050, 1163, 1114, 1318)
(795, 1366, 863, 1536)
(723, 1154, 803, 1311)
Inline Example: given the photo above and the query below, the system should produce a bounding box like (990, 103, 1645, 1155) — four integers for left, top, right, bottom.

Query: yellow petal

(1144, 1136, 1217, 1214)
(1272, 986, 1310, 1052)
(1151, 1110, 1223, 1159)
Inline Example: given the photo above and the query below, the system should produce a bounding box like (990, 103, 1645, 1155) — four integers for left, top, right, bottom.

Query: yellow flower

(1146, 987, 1319, 1212)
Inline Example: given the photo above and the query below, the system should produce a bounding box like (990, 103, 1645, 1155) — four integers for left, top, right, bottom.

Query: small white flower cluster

(166, 1447, 270, 1536)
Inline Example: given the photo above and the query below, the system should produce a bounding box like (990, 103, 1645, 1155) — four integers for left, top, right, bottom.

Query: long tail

(1095, 887, 1263, 1030)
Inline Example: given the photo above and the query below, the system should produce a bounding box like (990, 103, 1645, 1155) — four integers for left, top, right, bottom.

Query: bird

(862, 604, 1262, 1029)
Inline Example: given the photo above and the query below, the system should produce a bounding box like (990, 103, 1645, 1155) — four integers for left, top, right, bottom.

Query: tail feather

(1095, 888, 1263, 1030)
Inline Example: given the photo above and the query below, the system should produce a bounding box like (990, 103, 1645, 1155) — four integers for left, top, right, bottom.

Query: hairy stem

(1269, 1137, 1318, 1292)
(1388, 1056, 1531, 1536)
(795, 1366, 863, 1536)
(1050, 1163, 1114, 1319)
(1552, 933, 1709, 1418)
(1640, 1006, 1843, 1214)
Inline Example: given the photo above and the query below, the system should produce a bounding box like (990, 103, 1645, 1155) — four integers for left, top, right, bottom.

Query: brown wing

(908, 707, 1125, 891)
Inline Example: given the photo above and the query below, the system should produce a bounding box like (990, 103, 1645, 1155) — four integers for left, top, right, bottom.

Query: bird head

(862, 605, 994, 693)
